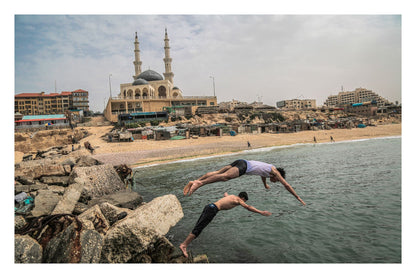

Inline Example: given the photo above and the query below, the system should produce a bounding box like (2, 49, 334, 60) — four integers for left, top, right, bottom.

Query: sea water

(132, 137, 401, 263)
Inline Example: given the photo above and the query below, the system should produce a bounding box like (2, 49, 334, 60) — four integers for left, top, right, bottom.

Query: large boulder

(15, 235, 43, 263)
(68, 164, 125, 202)
(52, 182, 84, 215)
(98, 202, 131, 226)
(15, 159, 67, 180)
(39, 176, 70, 186)
(100, 194, 183, 263)
(77, 205, 110, 235)
(43, 220, 104, 263)
(74, 155, 102, 167)
(31, 189, 62, 217)
(88, 189, 143, 210)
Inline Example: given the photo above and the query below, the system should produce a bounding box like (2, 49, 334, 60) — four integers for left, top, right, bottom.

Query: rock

(88, 189, 143, 210)
(193, 254, 209, 263)
(69, 164, 125, 202)
(77, 205, 110, 235)
(100, 194, 183, 263)
(149, 236, 175, 263)
(43, 220, 104, 263)
(15, 184, 31, 194)
(48, 185, 66, 195)
(78, 229, 104, 263)
(15, 235, 43, 263)
(52, 183, 84, 215)
(63, 164, 72, 174)
(73, 202, 89, 215)
(15, 159, 67, 180)
(15, 176, 35, 185)
(40, 176, 70, 186)
(134, 254, 152, 263)
(98, 202, 131, 226)
(74, 155, 102, 167)
(15, 215, 27, 231)
(31, 189, 62, 217)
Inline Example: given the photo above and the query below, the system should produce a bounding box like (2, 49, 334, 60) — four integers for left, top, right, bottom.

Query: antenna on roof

(55, 80, 57, 93)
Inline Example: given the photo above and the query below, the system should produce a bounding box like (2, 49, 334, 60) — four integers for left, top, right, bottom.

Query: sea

(132, 136, 401, 263)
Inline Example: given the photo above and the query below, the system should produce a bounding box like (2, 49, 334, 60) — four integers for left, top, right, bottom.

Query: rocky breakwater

(14, 152, 208, 263)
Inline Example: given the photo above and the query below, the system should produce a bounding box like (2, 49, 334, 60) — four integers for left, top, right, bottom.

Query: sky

(14, 14, 402, 112)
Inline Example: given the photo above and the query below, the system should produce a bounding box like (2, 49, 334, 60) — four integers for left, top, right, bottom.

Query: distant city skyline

(15, 15, 401, 112)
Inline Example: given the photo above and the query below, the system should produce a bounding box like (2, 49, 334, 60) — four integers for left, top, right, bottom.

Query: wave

(133, 135, 401, 169)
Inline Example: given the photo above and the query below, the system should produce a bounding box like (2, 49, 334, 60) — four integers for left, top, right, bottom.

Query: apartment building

(324, 88, 390, 107)
(276, 99, 317, 110)
(15, 90, 89, 115)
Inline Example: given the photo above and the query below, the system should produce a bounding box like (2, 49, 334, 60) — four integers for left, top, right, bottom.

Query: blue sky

(14, 14, 402, 111)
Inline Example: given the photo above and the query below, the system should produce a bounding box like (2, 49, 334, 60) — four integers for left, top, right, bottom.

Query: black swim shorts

(230, 159, 247, 176)
(192, 203, 219, 238)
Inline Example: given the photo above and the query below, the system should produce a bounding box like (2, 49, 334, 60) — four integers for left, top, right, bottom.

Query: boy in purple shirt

(183, 159, 306, 205)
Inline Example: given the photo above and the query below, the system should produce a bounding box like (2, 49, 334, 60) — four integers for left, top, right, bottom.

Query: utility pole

(209, 76, 216, 96)
(109, 74, 112, 98)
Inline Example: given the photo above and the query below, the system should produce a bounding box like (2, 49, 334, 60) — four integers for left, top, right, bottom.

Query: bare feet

(183, 181, 193, 196)
(179, 243, 188, 258)
(188, 180, 202, 196)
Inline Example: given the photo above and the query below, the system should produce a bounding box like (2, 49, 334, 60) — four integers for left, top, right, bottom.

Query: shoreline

(130, 134, 402, 169)
(90, 123, 401, 168)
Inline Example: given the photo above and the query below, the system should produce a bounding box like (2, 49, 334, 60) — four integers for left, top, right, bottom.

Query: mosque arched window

(158, 86, 167, 98)
(127, 90, 133, 99)
(135, 89, 141, 99)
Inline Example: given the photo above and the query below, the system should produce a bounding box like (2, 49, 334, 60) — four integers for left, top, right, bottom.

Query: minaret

(133, 32, 142, 79)
(163, 28, 174, 83)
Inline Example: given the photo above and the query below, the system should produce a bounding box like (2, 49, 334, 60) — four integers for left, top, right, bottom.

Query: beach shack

(15, 114, 69, 131)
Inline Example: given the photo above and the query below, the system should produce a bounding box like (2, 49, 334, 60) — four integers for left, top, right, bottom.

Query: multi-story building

(276, 99, 316, 110)
(324, 88, 390, 107)
(14, 90, 89, 115)
(104, 30, 217, 123)
(70, 89, 89, 112)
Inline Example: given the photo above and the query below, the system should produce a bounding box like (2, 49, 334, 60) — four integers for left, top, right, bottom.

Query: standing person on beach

(183, 159, 306, 205)
(179, 191, 271, 258)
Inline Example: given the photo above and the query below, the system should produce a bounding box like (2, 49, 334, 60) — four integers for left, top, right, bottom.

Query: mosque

(104, 29, 217, 122)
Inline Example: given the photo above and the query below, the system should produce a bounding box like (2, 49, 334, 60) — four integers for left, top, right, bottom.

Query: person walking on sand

(179, 191, 271, 258)
(313, 136, 317, 143)
(183, 159, 306, 205)
(330, 136, 335, 142)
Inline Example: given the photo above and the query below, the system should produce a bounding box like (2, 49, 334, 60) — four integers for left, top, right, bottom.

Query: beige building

(324, 88, 390, 107)
(15, 89, 89, 115)
(104, 30, 217, 123)
(276, 99, 316, 110)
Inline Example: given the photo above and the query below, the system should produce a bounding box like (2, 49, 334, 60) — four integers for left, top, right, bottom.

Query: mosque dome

(137, 69, 164, 81)
(132, 78, 149, 86)
(172, 86, 179, 90)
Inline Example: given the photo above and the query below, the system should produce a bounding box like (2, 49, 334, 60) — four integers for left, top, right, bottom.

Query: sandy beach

(86, 123, 401, 167)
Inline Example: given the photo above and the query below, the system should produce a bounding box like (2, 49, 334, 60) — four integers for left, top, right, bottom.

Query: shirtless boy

(179, 191, 271, 258)
(183, 159, 306, 205)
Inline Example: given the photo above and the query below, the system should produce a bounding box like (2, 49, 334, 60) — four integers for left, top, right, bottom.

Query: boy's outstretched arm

(238, 199, 272, 216)
(272, 168, 306, 205)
